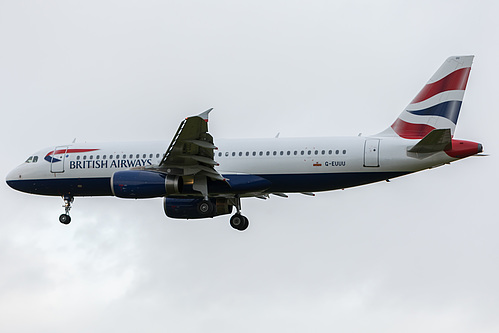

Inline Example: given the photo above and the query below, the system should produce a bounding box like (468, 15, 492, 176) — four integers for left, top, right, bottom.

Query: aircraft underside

(9, 171, 410, 197)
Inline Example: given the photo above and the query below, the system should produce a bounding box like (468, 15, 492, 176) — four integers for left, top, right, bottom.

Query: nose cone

(6, 167, 22, 191)
(5, 168, 21, 190)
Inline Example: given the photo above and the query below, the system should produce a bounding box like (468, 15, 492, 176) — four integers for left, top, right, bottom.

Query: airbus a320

(6, 56, 483, 231)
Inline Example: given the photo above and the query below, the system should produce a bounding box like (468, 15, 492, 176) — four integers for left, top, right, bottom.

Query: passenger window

(301, 151, 304, 155)
(328, 150, 332, 155)
(335, 150, 339, 154)
(314, 150, 318, 155)
(253, 152, 256, 156)
(273, 151, 277, 156)
(77, 155, 81, 160)
(280, 151, 283, 155)
(129, 154, 133, 159)
(90, 155, 94, 160)
(96, 155, 100, 160)
(246, 152, 249, 156)
(136, 154, 139, 158)
(156, 153, 160, 158)
(218, 152, 222, 157)
(116, 155, 120, 159)
(294, 151, 297, 155)
(232, 152, 235, 157)
(266, 151, 270, 156)
(103, 155, 106, 159)
(225, 152, 229, 157)
(321, 150, 325, 155)
(239, 152, 242, 156)
(259, 151, 263, 156)
(343, 150, 347, 154)
(307, 150, 311, 155)
(83, 155, 87, 160)
(149, 154, 153, 158)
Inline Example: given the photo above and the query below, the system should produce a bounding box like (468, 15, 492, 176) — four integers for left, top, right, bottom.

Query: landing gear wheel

(197, 200, 213, 216)
(59, 214, 71, 225)
(230, 214, 249, 231)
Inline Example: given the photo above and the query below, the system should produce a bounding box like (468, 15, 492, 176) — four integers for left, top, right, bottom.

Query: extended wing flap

(408, 128, 452, 153)
(159, 109, 223, 181)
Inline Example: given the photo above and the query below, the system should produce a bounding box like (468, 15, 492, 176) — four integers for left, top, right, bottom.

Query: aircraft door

(50, 146, 69, 173)
(363, 139, 380, 167)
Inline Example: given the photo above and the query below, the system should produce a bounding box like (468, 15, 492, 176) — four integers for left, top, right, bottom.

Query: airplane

(6, 55, 483, 231)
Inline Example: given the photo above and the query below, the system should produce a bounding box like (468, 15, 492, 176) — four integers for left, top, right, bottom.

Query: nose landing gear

(59, 195, 73, 225)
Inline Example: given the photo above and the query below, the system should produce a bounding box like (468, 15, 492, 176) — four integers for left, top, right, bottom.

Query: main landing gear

(196, 196, 249, 231)
(59, 195, 73, 225)
(229, 196, 249, 231)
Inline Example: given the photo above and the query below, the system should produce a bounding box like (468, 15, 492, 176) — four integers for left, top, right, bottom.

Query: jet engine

(111, 170, 182, 198)
(163, 197, 233, 219)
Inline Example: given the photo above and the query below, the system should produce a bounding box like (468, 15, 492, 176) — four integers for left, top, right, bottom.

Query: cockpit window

(25, 156, 39, 163)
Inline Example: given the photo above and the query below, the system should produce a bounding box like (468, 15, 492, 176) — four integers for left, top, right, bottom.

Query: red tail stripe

(391, 118, 435, 139)
(411, 67, 471, 104)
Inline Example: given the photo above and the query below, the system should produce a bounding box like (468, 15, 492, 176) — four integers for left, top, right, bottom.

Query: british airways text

(69, 159, 153, 169)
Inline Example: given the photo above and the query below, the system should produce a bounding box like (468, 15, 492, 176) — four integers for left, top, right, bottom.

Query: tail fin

(379, 56, 474, 139)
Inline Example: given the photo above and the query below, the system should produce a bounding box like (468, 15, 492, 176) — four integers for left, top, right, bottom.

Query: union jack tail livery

(382, 56, 473, 139)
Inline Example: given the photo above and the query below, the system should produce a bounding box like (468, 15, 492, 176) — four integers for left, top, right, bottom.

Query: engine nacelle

(164, 197, 233, 219)
(111, 170, 183, 198)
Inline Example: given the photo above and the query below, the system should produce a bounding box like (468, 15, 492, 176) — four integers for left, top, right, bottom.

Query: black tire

(59, 214, 71, 225)
(197, 200, 213, 216)
(230, 214, 249, 231)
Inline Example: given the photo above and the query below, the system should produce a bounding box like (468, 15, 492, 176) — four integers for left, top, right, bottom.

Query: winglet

(197, 108, 213, 122)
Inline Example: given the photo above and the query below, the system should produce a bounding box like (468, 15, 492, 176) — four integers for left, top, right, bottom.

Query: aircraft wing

(157, 109, 224, 181)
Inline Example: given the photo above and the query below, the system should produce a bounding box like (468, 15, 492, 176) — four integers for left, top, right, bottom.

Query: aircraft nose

(6, 167, 21, 190)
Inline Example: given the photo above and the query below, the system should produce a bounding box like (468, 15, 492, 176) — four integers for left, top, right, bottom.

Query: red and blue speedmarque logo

(44, 149, 100, 163)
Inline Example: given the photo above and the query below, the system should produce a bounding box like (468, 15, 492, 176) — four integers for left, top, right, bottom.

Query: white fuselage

(6, 135, 457, 197)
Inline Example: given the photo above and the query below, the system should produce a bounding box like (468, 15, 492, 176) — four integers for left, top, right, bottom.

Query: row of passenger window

(218, 149, 347, 157)
(75, 153, 163, 161)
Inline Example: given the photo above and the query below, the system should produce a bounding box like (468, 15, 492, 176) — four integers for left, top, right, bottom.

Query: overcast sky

(1, 1, 498, 332)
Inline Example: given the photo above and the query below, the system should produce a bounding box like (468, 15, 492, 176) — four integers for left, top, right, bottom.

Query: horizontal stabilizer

(408, 128, 452, 153)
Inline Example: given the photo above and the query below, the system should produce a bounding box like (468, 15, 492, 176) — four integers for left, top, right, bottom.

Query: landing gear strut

(229, 195, 249, 231)
(59, 195, 73, 225)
